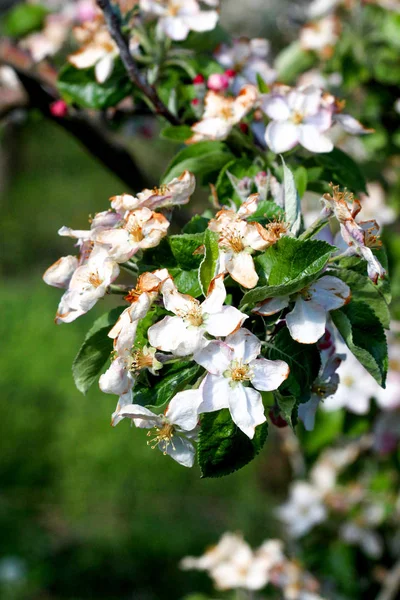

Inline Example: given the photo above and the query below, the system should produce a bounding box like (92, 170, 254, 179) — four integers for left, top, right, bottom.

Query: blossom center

(221, 105, 234, 121)
(126, 221, 144, 242)
(291, 111, 304, 125)
(88, 271, 103, 287)
(221, 227, 245, 253)
(226, 360, 253, 383)
(128, 349, 154, 372)
(147, 421, 176, 454)
(168, 1, 182, 16)
(178, 304, 203, 327)
(124, 286, 142, 303)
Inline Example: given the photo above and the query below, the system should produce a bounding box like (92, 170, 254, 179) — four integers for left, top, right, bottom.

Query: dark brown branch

(96, 0, 181, 125)
(0, 45, 149, 191)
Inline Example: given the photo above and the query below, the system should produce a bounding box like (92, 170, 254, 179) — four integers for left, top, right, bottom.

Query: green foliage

(160, 125, 193, 142)
(169, 233, 204, 270)
(313, 148, 368, 194)
(198, 410, 268, 478)
(4, 3, 48, 37)
(199, 229, 219, 296)
(282, 157, 301, 236)
(303, 409, 345, 454)
(58, 63, 132, 109)
(267, 328, 321, 401)
(214, 157, 262, 205)
(331, 301, 388, 387)
(274, 41, 315, 83)
(162, 141, 235, 184)
(241, 238, 335, 307)
(245, 200, 284, 224)
(72, 307, 124, 394)
(182, 215, 210, 234)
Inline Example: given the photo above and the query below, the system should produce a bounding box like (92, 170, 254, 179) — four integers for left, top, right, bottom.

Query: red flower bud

(50, 100, 68, 118)
(193, 74, 205, 85)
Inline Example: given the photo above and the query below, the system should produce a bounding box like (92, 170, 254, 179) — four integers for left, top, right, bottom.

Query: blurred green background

(0, 117, 291, 600)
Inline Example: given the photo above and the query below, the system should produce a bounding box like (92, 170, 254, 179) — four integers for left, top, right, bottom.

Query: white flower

(358, 183, 396, 227)
(112, 391, 201, 467)
(253, 275, 351, 344)
(277, 481, 327, 538)
(261, 85, 334, 154)
(55, 245, 119, 324)
(139, 0, 219, 41)
(68, 15, 119, 83)
(193, 328, 289, 438)
(43, 255, 79, 289)
(340, 522, 383, 559)
(94, 207, 170, 263)
(300, 15, 340, 57)
(322, 185, 386, 283)
(110, 170, 196, 212)
(148, 274, 248, 357)
(187, 85, 258, 144)
(21, 14, 70, 62)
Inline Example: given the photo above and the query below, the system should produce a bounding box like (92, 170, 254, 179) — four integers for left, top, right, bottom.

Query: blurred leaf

(294, 166, 308, 198)
(4, 3, 48, 37)
(162, 141, 234, 184)
(160, 125, 193, 142)
(274, 41, 315, 83)
(276, 395, 297, 428)
(282, 157, 301, 235)
(181, 25, 231, 52)
(183, 215, 210, 234)
(72, 307, 124, 394)
(331, 300, 388, 387)
(241, 238, 335, 307)
(58, 62, 131, 109)
(198, 410, 268, 478)
(199, 229, 219, 296)
(314, 148, 367, 194)
(304, 409, 345, 454)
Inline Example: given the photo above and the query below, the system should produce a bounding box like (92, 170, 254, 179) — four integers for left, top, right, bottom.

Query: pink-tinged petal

(58, 225, 93, 240)
(110, 193, 139, 212)
(226, 251, 258, 289)
(286, 297, 327, 344)
(161, 278, 197, 315)
(264, 121, 300, 153)
(233, 84, 258, 121)
(298, 395, 320, 431)
(148, 315, 205, 356)
(162, 435, 196, 467)
(99, 358, 134, 396)
(237, 193, 260, 218)
(94, 53, 114, 83)
(55, 290, 85, 324)
(205, 306, 248, 337)
(359, 246, 386, 283)
(299, 124, 333, 153)
(201, 274, 226, 314)
(243, 223, 269, 252)
(91, 210, 122, 229)
(228, 385, 266, 439)
(43, 255, 78, 288)
(68, 45, 106, 70)
(261, 95, 291, 120)
(94, 228, 136, 262)
(194, 341, 233, 375)
(184, 10, 219, 33)
(200, 373, 231, 412)
(250, 357, 289, 391)
(160, 16, 190, 41)
(334, 113, 374, 135)
(166, 389, 203, 431)
(309, 275, 351, 311)
(252, 296, 290, 316)
(304, 107, 332, 131)
(190, 117, 233, 141)
(225, 328, 261, 363)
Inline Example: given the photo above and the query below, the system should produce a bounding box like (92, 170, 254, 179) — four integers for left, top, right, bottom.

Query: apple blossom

(109, 170, 196, 212)
(193, 328, 289, 438)
(253, 275, 351, 344)
(21, 14, 70, 62)
(43, 255, 79, 289)
(112, 391, 201, 467)
(322, 184, 386, 283)
(276, 481, 327, 538)
(139, 0, 219, 42)
(300, 15, 340, 58)
(148, 274, 248, 356)
(186, 85, 258, 144)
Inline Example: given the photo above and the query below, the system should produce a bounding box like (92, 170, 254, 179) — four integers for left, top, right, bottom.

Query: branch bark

(96, 0, 181, 125)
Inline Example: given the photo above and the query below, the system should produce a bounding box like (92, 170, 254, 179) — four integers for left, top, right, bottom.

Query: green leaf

(256, 73, 270, 93)
(332, 268, 390, 329)
(276, 395, 297, 428)
(267, 328, 321, 400)
(180, 25, 231, 52)
(294, 166, 308, 198)
(274, 41, 315, 83)
(199, 229, 219, 296)
(162, 141, 234, 184)
(4, 3, 48, 37)
(168, 233, 204, 270)
(72, 307, 124, 394)
(337, 247, 391, 305)
(215, 157, 261, 206)
(314, 148, 367, 194)
(169, 268, 202, 297)
(182, 215, 210, 234)
(241, 238, 335, 307)
(132, 361, 202, 409)
(198, 410, 268, 478)
(303, 409, 345, 454)
(58, 62, 132, 109)
(331, 300, 388, 387)
(160, 125, 193, 142)
(245, 200, 284, 224)
(282, 157, 301, 235)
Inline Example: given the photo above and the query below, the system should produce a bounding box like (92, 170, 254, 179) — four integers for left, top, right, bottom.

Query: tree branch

(0, 43, 149, 191)
(376, 559, 400, 600)
(96, 0, 181, 125)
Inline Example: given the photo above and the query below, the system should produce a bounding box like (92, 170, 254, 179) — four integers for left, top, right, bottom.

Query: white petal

(286, 298, 327, 344)
(298, 395, 320, 431)
(194, 341, 233, 375)
(309, 275, 351, 311)
(94, 229, 136, 263)
(226, 251, 258, 289)
(99, 358, 133, 396)
(161, 278, 197, 315)
(117, 403, 159, 426)
(166, 389, 203, 431)
(162, 434, 196, 467)
(201, 274, 226, 314)
(265, 121, 299, 153)
(299, 124, 333, 153)
(334, 113, 373, 135)
(161, 16, 190, 41)
(43, 255, 78, 288)
(205, 305, 248, 338)
(199, 374, 231, 413)
(252, 296, 290, 316)
(261, 95, 291, 120)
(250, 357, 289, 391)
(184, 11, 219, 33)
(225, 328, 261, 363)
(148, 315, 205, 356)
(190, 117, 233, 141)
(228, 385, 266, 439)
(111, 391, 133, 426)
(94, 54, 114, 83)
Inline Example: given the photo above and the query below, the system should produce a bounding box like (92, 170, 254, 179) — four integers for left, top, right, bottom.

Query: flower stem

(298, 213, 330, 240)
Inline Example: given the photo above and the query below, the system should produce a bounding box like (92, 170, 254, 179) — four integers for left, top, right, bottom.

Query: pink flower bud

(50, 100, 68, 118)
(193, 74, 205, 85)
(191, 98, 200, 106)
(207, 73, 230, 92)
(224, 69, 236, 78)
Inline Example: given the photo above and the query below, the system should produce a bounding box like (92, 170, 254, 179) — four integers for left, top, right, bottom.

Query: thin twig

(96, 0, 181, 125)
(376, 559, 400, 600)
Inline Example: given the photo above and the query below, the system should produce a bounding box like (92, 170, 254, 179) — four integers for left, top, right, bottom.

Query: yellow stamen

(147, 422, 175, 454)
